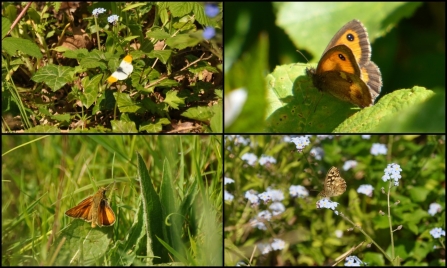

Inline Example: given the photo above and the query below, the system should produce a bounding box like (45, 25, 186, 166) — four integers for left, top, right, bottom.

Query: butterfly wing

(318, 167, 346, 198)
(97, 199, 116, 227)
(65, 196, 94, 222)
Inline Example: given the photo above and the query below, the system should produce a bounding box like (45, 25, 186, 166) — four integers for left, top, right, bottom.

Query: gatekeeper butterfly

(306, 20, 382, 108)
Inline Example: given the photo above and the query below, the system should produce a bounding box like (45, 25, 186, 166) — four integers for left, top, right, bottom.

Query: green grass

(2, 135, 222, 265)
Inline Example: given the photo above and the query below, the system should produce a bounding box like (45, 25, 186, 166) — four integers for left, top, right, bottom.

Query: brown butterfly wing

(315, 45, 361, 75)
(318, 167, 347, 198)
(323, 20, 371, 67)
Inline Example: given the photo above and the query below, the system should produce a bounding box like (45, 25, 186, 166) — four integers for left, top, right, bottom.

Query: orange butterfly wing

(97, 199, 116, 226)
(65, 196, 94, 222)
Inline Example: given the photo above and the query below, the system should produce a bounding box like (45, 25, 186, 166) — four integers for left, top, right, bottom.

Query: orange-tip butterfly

(107, 55, 133, 84)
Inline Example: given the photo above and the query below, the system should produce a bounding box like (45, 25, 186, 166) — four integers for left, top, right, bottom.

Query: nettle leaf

(164, 2, 194, 18)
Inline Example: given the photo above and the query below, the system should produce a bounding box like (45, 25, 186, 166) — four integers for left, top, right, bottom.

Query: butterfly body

(306, 20, 382, 108)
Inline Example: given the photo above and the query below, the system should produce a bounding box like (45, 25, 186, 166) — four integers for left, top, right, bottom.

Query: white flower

(269, 202, 285, 216)
(430, 227, 445, 239)
(259, 155, 276, 165)
(343, 160, 358, 171)
(357, 184, 374, 197)
(271, 238, 285, 251)
(241, 152, 257, 166)
(224, 190, 234, 201)
(224, 177, 235, 185)
(289, 185, 309, 198)
(428, 203, 442, 216)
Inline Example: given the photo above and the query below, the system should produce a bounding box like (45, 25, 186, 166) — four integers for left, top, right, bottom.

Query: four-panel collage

(2, 1, 446, 267)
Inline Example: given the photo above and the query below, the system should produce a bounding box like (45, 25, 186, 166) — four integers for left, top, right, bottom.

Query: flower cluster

(290, 136, 310, 152)
(382, 163, 402, 186)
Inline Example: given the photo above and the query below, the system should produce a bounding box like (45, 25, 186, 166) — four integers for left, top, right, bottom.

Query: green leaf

(140, 118, 170, 133)
(55, 221, 115, 265)
(148, 50, 172, 64)
(209, 102, 222, 133)
(371, 88, 444, 132)
(110, 120, 138, 132)
(2, 37, 43, 59)
(80, 74, 102, 108)
(164, 2, 194, 18)
(337, 87, 437, 132)
(166, 34, 200, 50)
(146, 29, 171, 39)
(31, 64, 75, 91)
(136, 153, 168, 263)
(164, 90, 186, 109)
(114, 92, 144, 113)
(181, 106, 213, 122)
(274, 2, 419, 58)
(51, 113, 71, 124)
(265, 63, 355, 132)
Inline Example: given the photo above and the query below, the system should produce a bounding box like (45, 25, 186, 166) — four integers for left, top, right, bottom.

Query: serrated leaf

(335, 87, 436, 132)
(79, 50, 108, 69)
(114, 92, 144, 113)
(31, 64, 75, 91)
(181, 106, 213, 122)
(2, 37, 43, 59)
(188, 64, 219, 75)
(148, 50, 172, 64)
(166, 34, 200, 50)
(146, 29, 171, 39)
(139, 118, 170, 133)
(141, 98, 167, 116)
(80, 74, 102, 108)
(193, 2, 216, 26)
(164, 90, 186, 109)
(166, 2, 194, 17)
